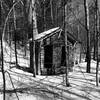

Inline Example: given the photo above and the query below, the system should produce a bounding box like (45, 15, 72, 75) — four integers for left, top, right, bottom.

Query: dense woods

(0, 0, 100, 100)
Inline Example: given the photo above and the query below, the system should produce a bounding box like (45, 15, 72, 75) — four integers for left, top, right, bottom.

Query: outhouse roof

(34, 27, 81, 44)
(34, 27, 61, 41)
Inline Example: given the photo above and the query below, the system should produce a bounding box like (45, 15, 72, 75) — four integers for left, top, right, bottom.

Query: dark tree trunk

(64, 0, 70, 87)
(13, 0, 18, 67)
(84, 0, 91, 73)
(1, 35, 6, 100)
(23, 0, 29, 56)
(30, 40, 35, 77)
(93, 15, 96, 60)
(29, 20, 35, 77)
(14, 30, 18, 66)
(29, 0, 38, 77)
(95, 0, 99, 86)
(0, 2, 6, 100)
(43, 1, 46, 31)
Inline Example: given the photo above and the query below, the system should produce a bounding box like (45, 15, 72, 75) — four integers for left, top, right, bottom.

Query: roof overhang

(33, 27, 81, 45)
(34, 27, 61, 41)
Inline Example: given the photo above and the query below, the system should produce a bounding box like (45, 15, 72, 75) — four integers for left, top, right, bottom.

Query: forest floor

(0, 42, 100, 100)
(0, 60, 100, 100)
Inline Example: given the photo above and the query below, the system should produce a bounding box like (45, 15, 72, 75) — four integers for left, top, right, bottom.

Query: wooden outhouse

(34, 27, 80, 75)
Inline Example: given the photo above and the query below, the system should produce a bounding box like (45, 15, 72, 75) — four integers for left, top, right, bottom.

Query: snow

(0, 42, 100, 100)
(0, 60, 100, 100)
(34, 27, 60, 41)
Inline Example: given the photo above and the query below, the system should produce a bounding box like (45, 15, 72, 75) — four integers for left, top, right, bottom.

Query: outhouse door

(44, 45, 53, 74)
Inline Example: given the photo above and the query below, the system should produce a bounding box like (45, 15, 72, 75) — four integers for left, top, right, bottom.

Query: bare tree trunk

(29, 23, 36, 77)
(1, 36, 6, 100)
(93, 13, 96, 60)
(23, 0, 29, 56)
(13, 0, 18, 67)
(50, 0, 53, 25)
(77, 25, 82, 63)
(43, 0, 46, 31)
(29, 0, 38, 77)
(29, 1, 35, 77)
(64, 0, 70, 86)
(32, 0, 38, 77)
(0, 2, 6, 100)
(95, 0, 99, 86)
(84, 0, 91, 73)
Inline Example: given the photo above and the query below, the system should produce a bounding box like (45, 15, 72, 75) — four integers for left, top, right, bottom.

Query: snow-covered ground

(0, 60, 100, 100)
(0, 42, 100, 100)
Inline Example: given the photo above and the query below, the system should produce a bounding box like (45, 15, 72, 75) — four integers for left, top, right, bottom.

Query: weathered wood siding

(37, 32, 65, 74)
